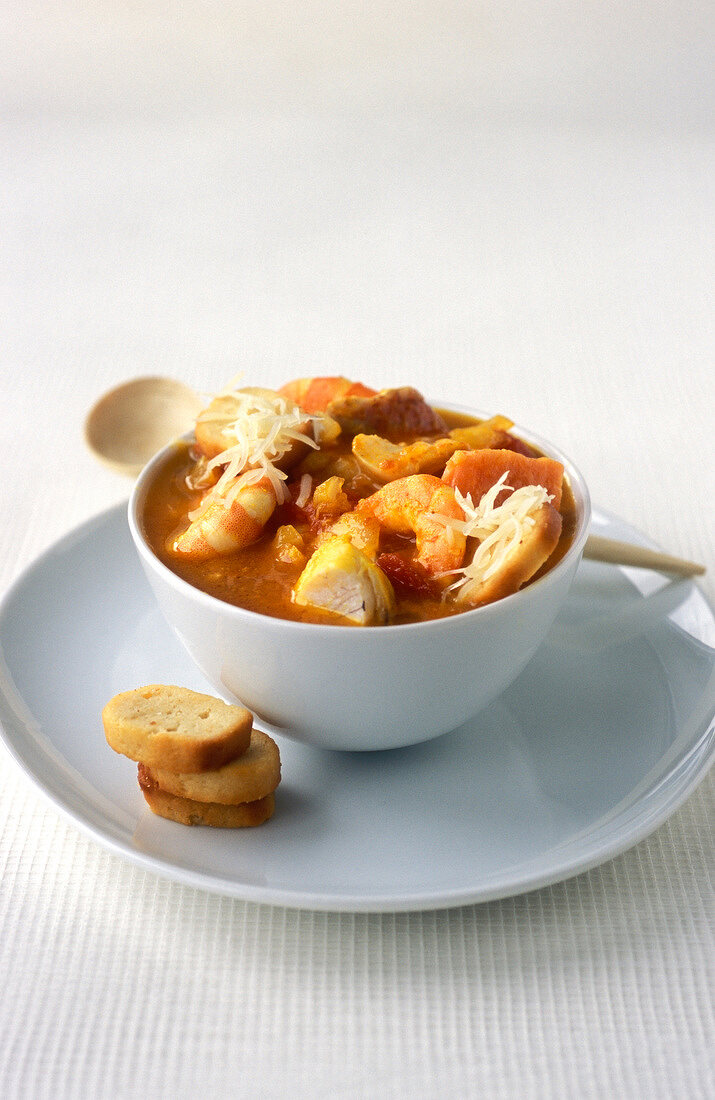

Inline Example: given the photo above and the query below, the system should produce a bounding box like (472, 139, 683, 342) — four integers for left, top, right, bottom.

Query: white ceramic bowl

(129, 412, 591, 751)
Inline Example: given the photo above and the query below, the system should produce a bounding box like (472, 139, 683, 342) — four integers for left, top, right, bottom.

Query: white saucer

(0, 505, 713, 912)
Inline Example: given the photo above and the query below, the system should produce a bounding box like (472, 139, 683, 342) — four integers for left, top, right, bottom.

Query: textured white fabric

(2, 3, 713, 1097)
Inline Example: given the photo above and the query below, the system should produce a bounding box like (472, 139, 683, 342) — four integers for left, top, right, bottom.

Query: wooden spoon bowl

(85, 376, 204, 477)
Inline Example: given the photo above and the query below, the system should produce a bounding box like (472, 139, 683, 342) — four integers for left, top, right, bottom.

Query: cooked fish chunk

(351, 415, 518, 484)
(352, 433, 460, 483)
(326, 387, 447, 439)
(293, 538, 396, 625)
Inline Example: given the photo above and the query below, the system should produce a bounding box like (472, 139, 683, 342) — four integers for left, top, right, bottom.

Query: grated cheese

(189, 388, 320, 517)
(295, 473, 313, 509)
(438, 472, 553, 599)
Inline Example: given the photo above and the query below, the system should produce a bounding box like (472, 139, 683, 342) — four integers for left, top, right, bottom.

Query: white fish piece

(293, 538, 396, 625)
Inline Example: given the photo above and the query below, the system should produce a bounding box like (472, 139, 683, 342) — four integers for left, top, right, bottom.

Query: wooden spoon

(582, 534, 704, 577)
(84, 376, 204, 477)
(84, 377, 705, 577)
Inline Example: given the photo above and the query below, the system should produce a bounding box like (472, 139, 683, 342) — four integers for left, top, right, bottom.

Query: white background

(2, 3, 713, 1097)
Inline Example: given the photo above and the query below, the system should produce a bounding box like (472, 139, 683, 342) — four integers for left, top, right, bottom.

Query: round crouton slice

(456, 502, 563, 607)
(141, 728, 281, 805)
(103, 685, 253, 773)
(194, 386, 313, 467)
(138, 770, 275, 828)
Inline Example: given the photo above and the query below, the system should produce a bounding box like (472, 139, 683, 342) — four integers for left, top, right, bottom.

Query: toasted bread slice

(142, 728, 281, 805)
(456, 502, 562, 607)
(194, 386, 312, 467)
(138, 769, 275, 828)
(103, 685, 252, 773)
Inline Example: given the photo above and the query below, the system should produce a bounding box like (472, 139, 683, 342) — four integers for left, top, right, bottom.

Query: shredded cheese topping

(189, 389, 320, 518)
(295, 473, 313, 509)
(439, 472, 553, 596)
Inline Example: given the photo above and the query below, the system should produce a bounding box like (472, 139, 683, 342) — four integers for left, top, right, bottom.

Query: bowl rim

(128, 401, 592, 636)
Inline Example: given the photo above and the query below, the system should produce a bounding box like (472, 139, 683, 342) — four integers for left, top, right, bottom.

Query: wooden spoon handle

(583, 535, 706, 577)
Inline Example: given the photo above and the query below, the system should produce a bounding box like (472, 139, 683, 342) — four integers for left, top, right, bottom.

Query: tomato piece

(377, 553, 437, 597)
(496, 433, 539, 458)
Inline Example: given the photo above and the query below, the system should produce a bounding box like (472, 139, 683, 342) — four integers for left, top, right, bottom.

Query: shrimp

(194, 386, 319, 468)
(357, 474, 466, 577)
(277, 376, 376, 415)
(175, 386, 323, 560)
(171, 479, 276, 560)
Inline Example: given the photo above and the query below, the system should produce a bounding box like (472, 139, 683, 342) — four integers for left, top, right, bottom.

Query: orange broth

(141, 409, 577, 626)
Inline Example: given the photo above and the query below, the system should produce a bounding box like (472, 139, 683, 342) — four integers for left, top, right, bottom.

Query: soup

(141, 378, 577, 626)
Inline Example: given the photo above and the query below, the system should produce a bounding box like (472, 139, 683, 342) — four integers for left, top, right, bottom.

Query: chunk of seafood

(443, 448, 564, 510)
(352, 434, 459, 483)
(194, 391, 252, 459)
(456, 504, 561, 606)
(172, 480, 277, 559)
(326, 387, 447, 439)
(357, 474, 466, 576)
(278, 376, 376, 414)
(293, 538, 396, 625)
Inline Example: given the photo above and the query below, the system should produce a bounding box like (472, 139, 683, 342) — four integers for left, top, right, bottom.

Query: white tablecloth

(2, 4, 713, 1097)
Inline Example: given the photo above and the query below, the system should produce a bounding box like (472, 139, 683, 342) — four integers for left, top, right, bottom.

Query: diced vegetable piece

(376, 553, 438, 597)
(447, 415, 514, 450)
(273, 524, 306, 565)
(327, 512, 381, 558)
(312, 476, 351, 519)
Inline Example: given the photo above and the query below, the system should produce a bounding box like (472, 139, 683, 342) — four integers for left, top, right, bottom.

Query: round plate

(0, 505, 713, 911)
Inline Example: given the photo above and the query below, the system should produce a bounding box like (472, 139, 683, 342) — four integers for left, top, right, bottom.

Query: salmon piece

(278, 377, 376, 414)
(443, 448, 564, 510)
